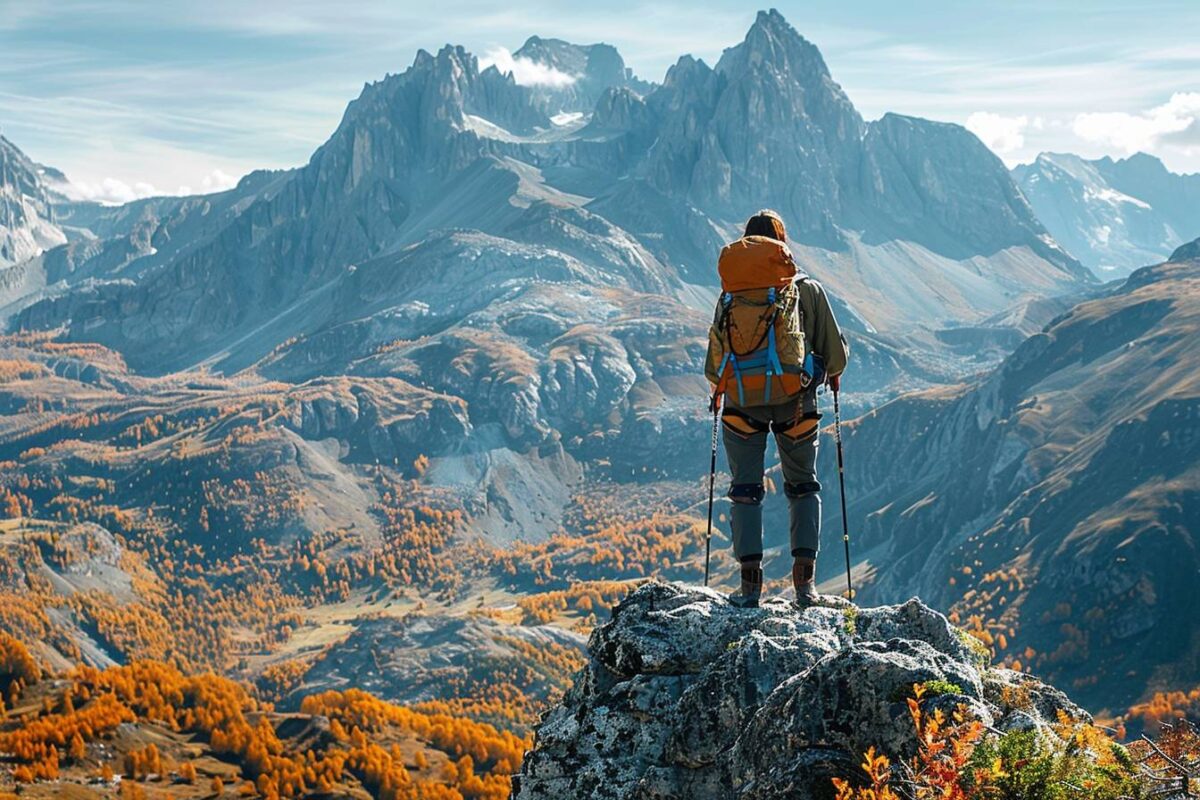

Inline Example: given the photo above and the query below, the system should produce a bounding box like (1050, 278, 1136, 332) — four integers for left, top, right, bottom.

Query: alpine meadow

(0, 4, 1198, 799)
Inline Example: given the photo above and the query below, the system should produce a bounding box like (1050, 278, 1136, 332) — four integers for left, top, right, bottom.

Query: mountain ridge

(827, 250, 1200, 711)
(8, 9, 1088, 386)
(1013, 151, 1200, 275)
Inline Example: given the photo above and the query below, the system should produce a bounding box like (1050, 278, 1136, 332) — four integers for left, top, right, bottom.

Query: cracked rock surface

(513, 582, 1088, 800)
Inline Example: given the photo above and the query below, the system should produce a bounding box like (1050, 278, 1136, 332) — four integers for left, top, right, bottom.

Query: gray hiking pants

(722, 391, 821, 563)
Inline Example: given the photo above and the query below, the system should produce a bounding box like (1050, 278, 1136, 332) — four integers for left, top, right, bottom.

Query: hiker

(705, 209, 848, 608)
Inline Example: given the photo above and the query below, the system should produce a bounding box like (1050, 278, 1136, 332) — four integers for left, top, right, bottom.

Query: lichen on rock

(512, 581, 1088, 800)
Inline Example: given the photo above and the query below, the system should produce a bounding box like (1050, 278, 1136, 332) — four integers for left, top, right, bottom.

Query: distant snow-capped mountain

(1013, 152, 1200, 276)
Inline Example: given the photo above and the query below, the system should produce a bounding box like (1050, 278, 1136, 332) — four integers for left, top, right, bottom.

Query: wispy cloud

(478, 48, 577, 87)
(55, 177, 161, 205)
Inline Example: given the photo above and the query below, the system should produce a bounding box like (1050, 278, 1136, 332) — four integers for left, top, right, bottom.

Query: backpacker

(705, 235, 813, 407)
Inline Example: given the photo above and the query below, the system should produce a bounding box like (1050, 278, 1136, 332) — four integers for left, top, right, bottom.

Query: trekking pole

(703, 394, 722, 587)
(832, 388, 854, 600)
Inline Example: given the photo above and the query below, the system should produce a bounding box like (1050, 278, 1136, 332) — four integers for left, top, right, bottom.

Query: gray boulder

(513, 581, 1088, 800)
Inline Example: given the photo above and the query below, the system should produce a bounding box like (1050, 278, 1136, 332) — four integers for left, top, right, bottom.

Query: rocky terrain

(1013, 152, 1200, 275)
(514, 582, 1094, 799)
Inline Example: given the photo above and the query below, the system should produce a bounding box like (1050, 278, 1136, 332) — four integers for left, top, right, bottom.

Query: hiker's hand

(827, 374, 840, 393)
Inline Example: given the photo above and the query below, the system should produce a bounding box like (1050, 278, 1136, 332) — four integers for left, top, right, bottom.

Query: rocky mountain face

(514, 582, 1090, 799)
(513, 36, 654, 115)
(827, 248, 1200, 711)
(1013, 152, 1200, 275)
(0, 10, 1094, 519)
(0, 136, 66, 268)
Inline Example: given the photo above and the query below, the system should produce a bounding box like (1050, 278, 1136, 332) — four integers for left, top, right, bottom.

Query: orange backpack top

(705, 236, 812, 407)
(717, 235, 797, 291)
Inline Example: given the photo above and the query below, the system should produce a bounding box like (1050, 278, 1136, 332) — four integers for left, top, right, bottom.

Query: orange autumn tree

(2, 656, 527, 799)
(0, 632, 41, 701)
(833, 683, 985, 800)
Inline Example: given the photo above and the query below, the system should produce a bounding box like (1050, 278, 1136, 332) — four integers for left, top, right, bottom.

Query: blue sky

(2, 0, 1197, 202)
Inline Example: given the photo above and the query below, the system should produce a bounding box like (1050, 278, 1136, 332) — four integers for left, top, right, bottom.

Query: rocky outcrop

(280, 377, 472, 463)
(1170, 236, 1200, 263)
(514, 582, 1087, 800)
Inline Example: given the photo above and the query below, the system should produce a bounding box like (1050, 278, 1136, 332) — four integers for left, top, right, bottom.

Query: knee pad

(785, 480, 821, 498)
(728, 483, 765, 505)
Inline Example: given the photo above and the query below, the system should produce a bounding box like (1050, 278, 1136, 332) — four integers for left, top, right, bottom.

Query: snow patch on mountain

(1014, 151, 1200, 274)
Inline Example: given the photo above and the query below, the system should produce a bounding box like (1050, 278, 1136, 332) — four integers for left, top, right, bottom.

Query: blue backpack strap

(730, 352, 745, 405)
(763, 287, 784, 403)
(764, 321, 783, 403)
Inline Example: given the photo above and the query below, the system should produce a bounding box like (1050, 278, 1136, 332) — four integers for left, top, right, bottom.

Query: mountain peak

(752, 7, 792, 34)
(717, 7, 829, 79)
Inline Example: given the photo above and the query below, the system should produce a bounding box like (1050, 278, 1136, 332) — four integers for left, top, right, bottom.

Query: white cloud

(965, 111, 1030, 153)
(201, 168, 238, 192)
(478, 48, 577, 88)
(60, 177, 162, 205)
(59, 169, 241, 206)
(1073, 92, 1200, 153)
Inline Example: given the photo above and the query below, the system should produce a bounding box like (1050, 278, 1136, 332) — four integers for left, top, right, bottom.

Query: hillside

(828, 245, 1200, 713)
(0, 631, 527, 799)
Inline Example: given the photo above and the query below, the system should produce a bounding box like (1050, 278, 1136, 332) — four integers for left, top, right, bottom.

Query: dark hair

(744, 209, 786, 242)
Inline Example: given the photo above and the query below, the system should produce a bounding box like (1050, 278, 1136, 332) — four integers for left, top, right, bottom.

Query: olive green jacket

(796, 275, 848, 381)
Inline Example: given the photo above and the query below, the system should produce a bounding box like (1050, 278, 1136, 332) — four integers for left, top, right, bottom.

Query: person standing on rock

(705, 209, 848, 608)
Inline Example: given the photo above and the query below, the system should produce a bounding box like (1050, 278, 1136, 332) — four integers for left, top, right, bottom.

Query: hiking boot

(728, 562, 763, 608)
(792, 557, 819, 606)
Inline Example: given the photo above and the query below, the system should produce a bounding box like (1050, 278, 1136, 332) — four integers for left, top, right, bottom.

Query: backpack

(705, 236, 814, 406)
